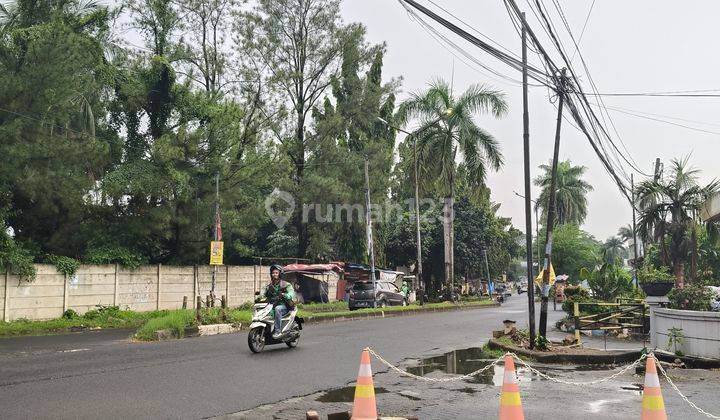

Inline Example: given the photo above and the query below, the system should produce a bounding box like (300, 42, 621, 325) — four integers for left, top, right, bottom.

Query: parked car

(349, 281, 407, 310)
(518, 283, 528, 294)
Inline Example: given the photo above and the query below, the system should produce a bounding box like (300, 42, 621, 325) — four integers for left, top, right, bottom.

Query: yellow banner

(209, 241, 224, 265)
(534, 263, 556, 287)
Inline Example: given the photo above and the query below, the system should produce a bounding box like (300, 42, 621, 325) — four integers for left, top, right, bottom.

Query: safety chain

(655, 356, 720, 419)
(366, 347, 503, 383)
(510, 352, 647, 386)
(367, 347, 646, 386)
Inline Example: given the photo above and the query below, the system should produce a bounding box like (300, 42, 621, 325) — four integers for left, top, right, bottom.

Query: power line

(586, 92, 720, 98)
(593, 104, 720, 136)
(569, 0, 595, 64)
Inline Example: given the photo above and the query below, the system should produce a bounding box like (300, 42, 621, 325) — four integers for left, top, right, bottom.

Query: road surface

(0, 295, 542, 419)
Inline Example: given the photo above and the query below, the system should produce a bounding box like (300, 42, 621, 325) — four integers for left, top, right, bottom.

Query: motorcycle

(247, 294, 303, 353)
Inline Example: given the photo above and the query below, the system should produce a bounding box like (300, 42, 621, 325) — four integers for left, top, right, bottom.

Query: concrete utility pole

(364, 157, 377, 306)
(521, 12, 537, 349)
(539, 68, 567, 339)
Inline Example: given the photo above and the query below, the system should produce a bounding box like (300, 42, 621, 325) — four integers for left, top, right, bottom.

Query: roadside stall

(281, 263, 343, 303)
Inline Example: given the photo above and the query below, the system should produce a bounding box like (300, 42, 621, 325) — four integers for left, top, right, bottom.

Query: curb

(303, 302, 500, 325)
(653, 349, 720, 369)
(154, 302, 499, 341)
(487, 338, 642, 364)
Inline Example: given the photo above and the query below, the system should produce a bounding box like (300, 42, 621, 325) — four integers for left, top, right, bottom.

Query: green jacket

(264, 280, 296, 303)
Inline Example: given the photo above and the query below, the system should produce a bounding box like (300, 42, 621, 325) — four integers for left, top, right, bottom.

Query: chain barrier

(369, 347, 720, 417)
(654, 356, 720, 419)
(510, 352, 646, 386)
(367, 347, 646, 386)
(366, 347, 503, 383)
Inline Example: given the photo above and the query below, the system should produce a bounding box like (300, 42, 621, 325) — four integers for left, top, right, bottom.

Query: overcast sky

(340, 0, 719, 241)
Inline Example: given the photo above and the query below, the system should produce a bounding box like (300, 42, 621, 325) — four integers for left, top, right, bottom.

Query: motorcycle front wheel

(248, 327, 266, 353)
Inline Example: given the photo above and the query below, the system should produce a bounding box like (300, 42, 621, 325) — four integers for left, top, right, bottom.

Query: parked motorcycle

(247, 295, 303, 353)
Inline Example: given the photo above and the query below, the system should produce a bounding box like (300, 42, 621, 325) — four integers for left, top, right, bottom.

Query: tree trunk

(690, 224, 697, 283)
(443, 169, 455, 292)
(443, 195, 452, 292)
(673, 259, 685, 288)
(295, 108, 307, 258)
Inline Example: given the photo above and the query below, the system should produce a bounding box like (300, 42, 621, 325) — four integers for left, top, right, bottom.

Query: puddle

(316, 386, 389, 403)
(456, 387, 479, 394)
(405, 347, 545, 385)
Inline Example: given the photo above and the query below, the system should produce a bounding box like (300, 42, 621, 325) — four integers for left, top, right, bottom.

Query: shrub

(46, 255, 80, 276)
(135, 310, 195, 341)
(582, 263, 633, 302)
(62, 309, 79, 320)
(668, 286, 715, 311)
(0, 232, 36, 280)
(85, 246, 146, 269)
(637, 264, 675, 284)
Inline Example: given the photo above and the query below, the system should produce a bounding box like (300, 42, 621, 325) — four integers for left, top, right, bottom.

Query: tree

(538, 224, 601, 283)
(396, 79, 507, 288)
(534, 160, 593, 226)
(602, 236, 626, 264)
(238, 0, 348, 257)
(636, 157, 720, 287)
(0, 0, 113, 258)
(617, 224, 634, 244)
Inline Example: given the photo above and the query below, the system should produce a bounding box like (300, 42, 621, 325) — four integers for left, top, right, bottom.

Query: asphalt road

(0, 295, 550, 419)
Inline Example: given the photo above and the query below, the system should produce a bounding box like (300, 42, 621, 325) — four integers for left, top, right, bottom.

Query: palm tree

(602, 236, 626, 264)
(636, 157, 719, 287)
(534, 160, 593, 226)
(396, 79, 507, 290)
(617, 225, 633, 244)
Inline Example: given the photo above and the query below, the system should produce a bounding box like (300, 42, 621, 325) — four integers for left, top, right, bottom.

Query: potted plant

(638, 265, 675, 296)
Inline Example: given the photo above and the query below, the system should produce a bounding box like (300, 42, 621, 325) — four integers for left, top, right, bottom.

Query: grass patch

(134, 310, 196, 341)
(0, 305, 164, 337)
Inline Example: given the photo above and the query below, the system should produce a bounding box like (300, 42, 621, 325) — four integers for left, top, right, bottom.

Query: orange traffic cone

(499, 354, 525, 420)
(641, 355, 667, 420)
(351, 349, 378, 420)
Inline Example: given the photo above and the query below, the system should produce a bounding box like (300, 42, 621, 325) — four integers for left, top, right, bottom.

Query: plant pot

(641, 282, 674, 297)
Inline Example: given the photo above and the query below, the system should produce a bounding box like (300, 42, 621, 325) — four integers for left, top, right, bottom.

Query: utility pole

(539, 68, 567, 339)
(364, 157, 377, 306)
(521, 12, 536, 349)
(631, 173, 639, 287)
(210, 171, 219, 305)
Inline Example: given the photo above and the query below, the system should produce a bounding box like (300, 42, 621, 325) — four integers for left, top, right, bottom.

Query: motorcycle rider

(264, 264, 296, 339)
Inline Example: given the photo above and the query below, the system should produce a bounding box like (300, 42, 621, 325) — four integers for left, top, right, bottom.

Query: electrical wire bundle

(397, 0, 653, 205)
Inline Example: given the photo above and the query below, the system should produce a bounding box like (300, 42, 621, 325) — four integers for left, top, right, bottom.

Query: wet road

(0, 296, 544, 419)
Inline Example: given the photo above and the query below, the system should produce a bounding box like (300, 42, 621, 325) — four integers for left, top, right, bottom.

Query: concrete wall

(651, 307, 720, 359)
(1, 264, 335, 321)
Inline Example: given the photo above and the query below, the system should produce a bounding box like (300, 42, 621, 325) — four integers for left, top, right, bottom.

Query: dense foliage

(0, 0, 522, 293)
